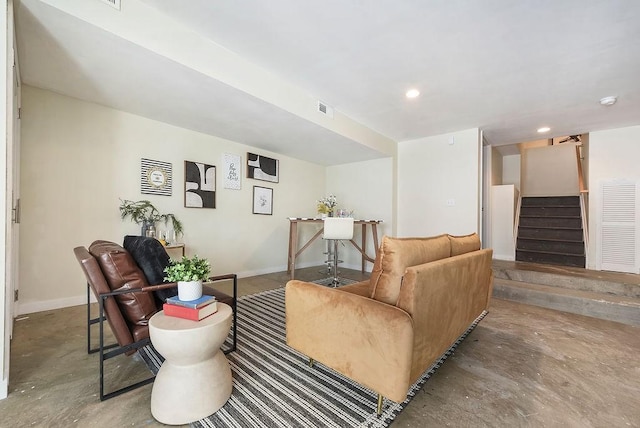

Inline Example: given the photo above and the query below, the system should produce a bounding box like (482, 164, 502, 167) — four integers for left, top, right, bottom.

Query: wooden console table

(165, 243, 185, 257)
(287, 218, 383, 280)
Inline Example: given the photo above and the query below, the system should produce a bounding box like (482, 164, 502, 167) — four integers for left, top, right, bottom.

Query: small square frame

(252, 186, 273, 215)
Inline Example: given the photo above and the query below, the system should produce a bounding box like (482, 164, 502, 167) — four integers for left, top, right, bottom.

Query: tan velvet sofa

(285, 233, 493, 412)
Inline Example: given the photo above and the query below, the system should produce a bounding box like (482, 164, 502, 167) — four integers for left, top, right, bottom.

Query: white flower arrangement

(317, 194, 337, 214)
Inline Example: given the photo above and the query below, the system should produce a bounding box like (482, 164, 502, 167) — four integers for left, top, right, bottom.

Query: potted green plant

(119, 199, 183, 237)
(163, 255, 211, 301)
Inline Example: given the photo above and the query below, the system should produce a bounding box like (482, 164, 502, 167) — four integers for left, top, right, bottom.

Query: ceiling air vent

(317, 101, 334, 119)
(99, 0, 121, 10)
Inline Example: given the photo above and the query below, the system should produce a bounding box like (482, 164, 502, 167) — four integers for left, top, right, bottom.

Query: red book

(163, 301, 217, 321)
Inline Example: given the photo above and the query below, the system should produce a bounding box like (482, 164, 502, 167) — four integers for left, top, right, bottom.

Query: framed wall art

(252, 186, 273, 215)
(223, 153, 242, 190)
(141, 158, 172, 196)
(185, 160, 216, 208)
(247, 152, 279, 183)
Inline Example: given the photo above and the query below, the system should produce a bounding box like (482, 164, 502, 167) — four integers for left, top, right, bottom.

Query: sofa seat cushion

(370, 235, 451, 305)
(448, 233, 481, 256)
(89, 240, 158, 327)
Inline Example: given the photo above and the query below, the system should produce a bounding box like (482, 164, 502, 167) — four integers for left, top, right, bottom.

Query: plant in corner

(163, 255, 211, 301)
(119, 199, 184, 237)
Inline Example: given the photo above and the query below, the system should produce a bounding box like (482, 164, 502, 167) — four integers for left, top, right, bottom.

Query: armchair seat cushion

(203, 285, 234, 307)
(88, 240, 157, 327)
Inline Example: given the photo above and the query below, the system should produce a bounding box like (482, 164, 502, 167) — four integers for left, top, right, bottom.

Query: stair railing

(576, 144, 589, 257)
(580, 192, 589, 256)
(513, 195, 522, 256)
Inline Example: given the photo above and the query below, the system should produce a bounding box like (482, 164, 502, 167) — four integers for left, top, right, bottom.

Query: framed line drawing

(141, 158, 172, 196)
(252, 186, 273, 215)
(223, 153, 242, 190)
(185, 160, 216, 208)
(247, 152, 279, 183)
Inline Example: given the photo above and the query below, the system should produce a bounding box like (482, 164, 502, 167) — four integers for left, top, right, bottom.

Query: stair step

(517, 238, 584, 255)
(521, 196, 580, 207)
(518, 236, 583, 243)
(516, 249, 585, 268)
(493, 278, 640, 326)
(493, 264, 640, 298)
(518, 227, 584, 241)
(519, 217, 582, 228)
(520, 206, 582, 217)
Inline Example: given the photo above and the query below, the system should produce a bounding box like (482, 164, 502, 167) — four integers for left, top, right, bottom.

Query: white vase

(177, 280, 203, 301)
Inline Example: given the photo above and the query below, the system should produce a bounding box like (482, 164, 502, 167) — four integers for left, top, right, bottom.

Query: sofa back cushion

(370, 235, 451, 305)
(88, 240, 157, 327)
(448, 233, 481, 256)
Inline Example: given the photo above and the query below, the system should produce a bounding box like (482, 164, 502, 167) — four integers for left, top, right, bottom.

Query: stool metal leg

(332, 239, 340, 286)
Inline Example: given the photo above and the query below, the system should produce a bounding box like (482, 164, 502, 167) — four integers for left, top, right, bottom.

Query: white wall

(502, 154, 521, 191)
(397, 128, 481, 237)
(491, 146, 503, 186)
(19, 86, 328, 314)
(521, 143, 579, 196)
(587, 125, 640, 269)
(326, 158, 394, 270)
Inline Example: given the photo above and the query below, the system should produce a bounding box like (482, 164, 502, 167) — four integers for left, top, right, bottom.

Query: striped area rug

(140, 288, 487, 428)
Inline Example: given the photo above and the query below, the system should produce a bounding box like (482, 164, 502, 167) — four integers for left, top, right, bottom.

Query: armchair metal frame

(86, 283, 174, 400)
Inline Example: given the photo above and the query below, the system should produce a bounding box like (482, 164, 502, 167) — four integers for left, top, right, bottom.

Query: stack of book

(163, 294, 217, 321)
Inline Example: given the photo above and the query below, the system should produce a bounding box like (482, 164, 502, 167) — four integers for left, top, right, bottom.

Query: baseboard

(17, 294, 87, 316)
(0, 376, 7, 400)
(493, 254, 515, 261)
(18, 261, 370, 315)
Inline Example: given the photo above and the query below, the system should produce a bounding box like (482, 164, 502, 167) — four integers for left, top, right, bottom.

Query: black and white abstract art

(247, 152, 279, 183)
(185, 160, 216, 208)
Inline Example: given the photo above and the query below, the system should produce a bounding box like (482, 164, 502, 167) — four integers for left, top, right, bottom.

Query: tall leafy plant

(119, 199, 183, 235)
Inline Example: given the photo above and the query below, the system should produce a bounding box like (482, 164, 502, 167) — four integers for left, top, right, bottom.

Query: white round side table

(149, 302, 233, 425)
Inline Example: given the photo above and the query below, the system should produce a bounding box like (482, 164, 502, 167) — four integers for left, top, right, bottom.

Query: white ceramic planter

(177, 280, 203, 301)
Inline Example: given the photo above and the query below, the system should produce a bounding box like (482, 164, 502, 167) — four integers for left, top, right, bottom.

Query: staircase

(516, 196, 585, 268)
(492, 260, 640, 326)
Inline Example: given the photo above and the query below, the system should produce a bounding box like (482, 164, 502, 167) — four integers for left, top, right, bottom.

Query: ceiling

(14, 0, 640, 165)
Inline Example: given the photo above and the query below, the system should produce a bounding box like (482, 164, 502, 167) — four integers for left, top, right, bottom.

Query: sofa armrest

(285, 280, 414, 403)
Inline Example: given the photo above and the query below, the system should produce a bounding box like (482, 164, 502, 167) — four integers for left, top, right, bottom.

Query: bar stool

(322, 217, 355, 286)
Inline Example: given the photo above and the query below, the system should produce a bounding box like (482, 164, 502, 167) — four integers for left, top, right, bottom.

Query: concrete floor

(1, 266, 639, 427)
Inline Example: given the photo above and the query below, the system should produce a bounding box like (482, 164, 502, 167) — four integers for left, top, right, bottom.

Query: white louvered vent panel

(601, 225, 635, 266)
(597, 180, 639, 273)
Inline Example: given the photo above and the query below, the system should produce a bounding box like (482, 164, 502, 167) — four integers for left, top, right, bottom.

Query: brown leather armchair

(74, 239, 237, 400)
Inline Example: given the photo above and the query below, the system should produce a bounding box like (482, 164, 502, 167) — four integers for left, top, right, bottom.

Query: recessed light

(537, 127, 551, 133)
(599, 96, 617, 106)
(406, 89, 420, 98)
